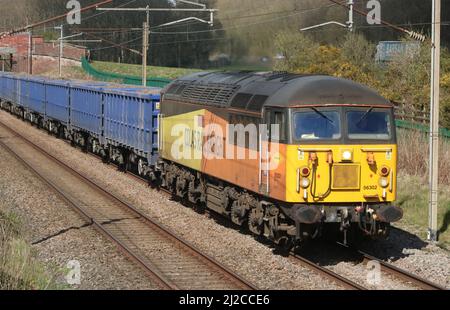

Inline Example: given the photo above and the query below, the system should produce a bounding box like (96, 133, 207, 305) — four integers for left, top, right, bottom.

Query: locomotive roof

(163, 71, 392, 112)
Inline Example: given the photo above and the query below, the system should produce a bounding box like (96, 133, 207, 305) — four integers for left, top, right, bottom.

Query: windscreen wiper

(356, 107, 374, 125)
(311, 107, 334, 125)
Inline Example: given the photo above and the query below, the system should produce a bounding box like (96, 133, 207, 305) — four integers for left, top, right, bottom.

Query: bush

(397, 129, 450, 185)
(274, 32, 450, 129)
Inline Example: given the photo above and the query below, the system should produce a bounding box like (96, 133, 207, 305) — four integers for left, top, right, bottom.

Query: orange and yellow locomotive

(158, 72, 403, 247)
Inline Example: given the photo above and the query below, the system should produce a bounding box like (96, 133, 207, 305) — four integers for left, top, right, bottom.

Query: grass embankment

(0, 209, 62, 289)
(90, 61, 272, 79)
(40, 66, 93, 81)
(397, 129, 450, 249)
(91, 61, 202, 79)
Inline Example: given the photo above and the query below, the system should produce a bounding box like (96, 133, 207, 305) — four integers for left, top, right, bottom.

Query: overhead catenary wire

(5, 1, 445, 59)
(0, 0, 114, 38)
(0, 0, 141, 39)
(150, 2, 339, 35)
(149, 1, 340, 31)
(84, 32, 142, 55)
(84, 17, 450, 51)
(71, 0, 139, 25)
(327, 0, 427, 41)
(81, 2, 340, 52)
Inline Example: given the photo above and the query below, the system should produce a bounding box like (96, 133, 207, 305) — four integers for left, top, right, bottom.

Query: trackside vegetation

(274, 32, 450, 129)
(0, 209, 63, 289)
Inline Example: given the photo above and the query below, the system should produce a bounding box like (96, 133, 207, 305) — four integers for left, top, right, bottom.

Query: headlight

(342, 150, 353, 161)
(301, 178, 310, 188)
(379, 177, 389, 188)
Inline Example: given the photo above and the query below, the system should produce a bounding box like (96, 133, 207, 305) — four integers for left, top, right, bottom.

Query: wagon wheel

(137, 158, 146, 177)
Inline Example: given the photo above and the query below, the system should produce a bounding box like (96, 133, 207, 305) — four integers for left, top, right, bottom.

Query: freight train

(0, 71, 403, 248)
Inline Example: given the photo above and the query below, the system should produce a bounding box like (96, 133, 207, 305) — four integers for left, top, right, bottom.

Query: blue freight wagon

(0, 73, 164, 176)
(2, 74, 15, 103)
(6, 75, 25, 117)
(18, 76, 29, 109)
(23, 76, 47, 124)
(0, 73, 16, 111)
(69, 81, 107, 140)
(103, 86, 161, 168)
(0, 72, 9, 102)
(0, 73, 10, 110)
(45, 79, 71, 125)
(10, 75, 22, 106)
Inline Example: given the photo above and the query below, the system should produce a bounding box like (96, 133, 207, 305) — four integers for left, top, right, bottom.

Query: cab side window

(271, 111, 286, 142)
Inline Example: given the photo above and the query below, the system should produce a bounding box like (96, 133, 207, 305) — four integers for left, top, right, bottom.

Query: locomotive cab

(276, 105, 402, 242)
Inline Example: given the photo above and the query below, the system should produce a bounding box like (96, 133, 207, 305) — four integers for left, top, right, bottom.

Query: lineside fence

(394, 101, 450, 138)
(81, 57, 171, 88)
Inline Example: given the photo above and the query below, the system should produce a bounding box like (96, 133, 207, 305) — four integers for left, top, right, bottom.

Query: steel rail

(336, 242, 446, 290)
(0, 118, 257, 291)
(289, 252, 366, 290)
(358, 250, 446, 290)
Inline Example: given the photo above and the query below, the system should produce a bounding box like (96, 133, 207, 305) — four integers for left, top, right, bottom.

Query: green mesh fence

(395, 120, 450, 138)
(81, 57, 172, 88)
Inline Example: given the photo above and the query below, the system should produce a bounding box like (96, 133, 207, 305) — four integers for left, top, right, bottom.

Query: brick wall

(0, 33, 85, 73)
(0, 33, 32, 56)
(34, 42, 86, 61)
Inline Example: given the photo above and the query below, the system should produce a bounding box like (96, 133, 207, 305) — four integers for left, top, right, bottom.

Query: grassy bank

(397, 129, 450, 249)
(89, 61, 271, 80)
(40, 66, 93, 81)
(397, 174, 450, 249)
(91, 61, 202, 80)
(398, 129, 450, 185)
(0, 210, 62, 290)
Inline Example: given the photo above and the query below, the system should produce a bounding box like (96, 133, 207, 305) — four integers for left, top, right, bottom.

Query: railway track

(0, 113, 446, 291)
(289, 252, 366, 290)
(0, 119, 257, 290)
(93, 158, 370, 290)
(335, 243, 446, 290)
(63, 142, 449, 291)
(290, 242, 446, 290)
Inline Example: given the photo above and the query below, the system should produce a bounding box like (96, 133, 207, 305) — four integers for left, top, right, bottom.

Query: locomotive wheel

(274, 236, 295, 255)
(102, 150, 111, 164)
(231, 201, 247, 226)
(248, 207, 264, 236)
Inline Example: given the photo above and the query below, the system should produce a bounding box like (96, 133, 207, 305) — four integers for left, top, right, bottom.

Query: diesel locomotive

(0, 71, 403, 248)
(158, 71, 403, 247)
